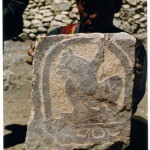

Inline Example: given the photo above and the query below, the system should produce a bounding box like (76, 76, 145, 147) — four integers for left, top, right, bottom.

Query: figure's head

(75, 0, 122, 32)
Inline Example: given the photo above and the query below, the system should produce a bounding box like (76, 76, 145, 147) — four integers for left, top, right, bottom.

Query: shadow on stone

(125, 117, 148, 150)
(4, 124, 27, 148)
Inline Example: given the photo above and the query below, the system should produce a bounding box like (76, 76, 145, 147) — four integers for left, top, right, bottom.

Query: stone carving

(25, 33, 136, 150)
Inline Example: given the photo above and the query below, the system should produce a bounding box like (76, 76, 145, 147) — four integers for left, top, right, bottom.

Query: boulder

(25, 33, 136, 150)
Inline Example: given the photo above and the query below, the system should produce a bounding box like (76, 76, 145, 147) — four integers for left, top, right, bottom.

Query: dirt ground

(3, 40, 148, 150)
(3, 40, 33, 150)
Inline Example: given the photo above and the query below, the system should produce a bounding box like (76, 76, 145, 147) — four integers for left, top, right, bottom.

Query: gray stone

(140, 23, 146, 28)
(135, 5, 144, 13)
(30, 29, 38, 34)
(122, 4, 130, 9)
(38, 27, 47, 33)
(61, 11, 69, 15)
(29, 0, 33, 4)
(53, 0, 61, 4)
(50, 20, 66, 26)
(27, 16, 34, 21)
(30, 7, 39, 13)
(42, 16, 53, 23)
(114, 12, 120, 18)
(131, 24, 139, 33)
(127, 0, 139, 6)
(39, 9, 51, 14)
(44, 5, 52, 9)
(128, 18, 134, 24)
(134, 14, 141, 20)
(23, 29, 31, 34)
(29, 33, 36, 40)
(25, 33, 136, 150)
(24, 11, 30, 16)
(38, 3, 43, 7)
(137, 28, 146, 34)
(18, 33, 29, 41)
(54, 1, 72, 11)
(32, 20, 42, 26)
(34, 0, 39, 3)
(139, 17, 147, 22)
(43, 12, 53, 17)
(40, 5, 52, 10)
(135, 32, 147, 41)
(22, 14, 27, 20)
(27, 3, 37, 9)
(55, 14, 72, 24)
(23, 20, 31, 28)
(62, 19, 72, 24)
(113, 18, 121, 28)
(43, 23, 50, 28)
(69, 12, 78, 19)
(120, 22, 131, 33)
(39, 0, 46, 2)
(71, 7, 78, 13)
(35, 14, 43, 20)
(55, 14, 69, 21)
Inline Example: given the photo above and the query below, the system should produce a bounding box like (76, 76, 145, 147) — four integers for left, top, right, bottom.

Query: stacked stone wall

(22, 0, 147, 44)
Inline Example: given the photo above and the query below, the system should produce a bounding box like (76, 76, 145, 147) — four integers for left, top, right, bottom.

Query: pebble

(113, 18, 121, 28)
(39, 9, 51, 14)
(42, 16, 53, 22)
(71, 8, 78, 13)
(50, 20, 66, 26)
(23, 20, 31, 28)
(122, 4, 130, 9)
(29, 33, 36, 40)
(30, 7, 39, 13)
(134, 14, 141, 20)
(55, 14, 69, 21)
(18, 33, 29, 41)
(23, 29, 31, 34)
(43, 23, 50, 28)
(43, 12, 53, 17)
(38, 27, 47, 32)
(35, 14, 43, 20)
(140, 23, 146, 28)
(27, 16, 35, 21)
(131, 24, 139, 33)
(61, 11, 69, 15)
(30, 29, 38, 34)
(32, 20, 42, 26)
(114, 12, 120, 18)
(127, 0, 139, 6)
(139, 17, 147, 22)
(54, 2, 72, 11)
(69, 12, 78, 19)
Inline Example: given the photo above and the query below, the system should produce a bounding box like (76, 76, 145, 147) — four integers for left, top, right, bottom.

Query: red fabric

(61, 23, 78, 34)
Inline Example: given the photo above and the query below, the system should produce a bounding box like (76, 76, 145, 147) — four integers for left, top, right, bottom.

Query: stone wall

(21, 0, 147, 44)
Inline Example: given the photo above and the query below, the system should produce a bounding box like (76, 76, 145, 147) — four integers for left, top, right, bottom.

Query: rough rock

(37, 26, 47, 32)
(42, 16, 53, 22)
(54, 1, 72, 11)
(25, 33, 136, 150)
(55, 14, 69, 21)
(23, 20, 31, 28)
(31, 20, 43, 26)
(29, 33, 36, 40)
(127, 0, 139, 6)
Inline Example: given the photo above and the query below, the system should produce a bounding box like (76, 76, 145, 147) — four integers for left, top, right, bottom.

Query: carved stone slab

(25, 33, 136, 150)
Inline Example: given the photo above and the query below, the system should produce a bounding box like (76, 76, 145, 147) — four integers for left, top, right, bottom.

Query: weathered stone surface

(25, 33, 136, 150)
